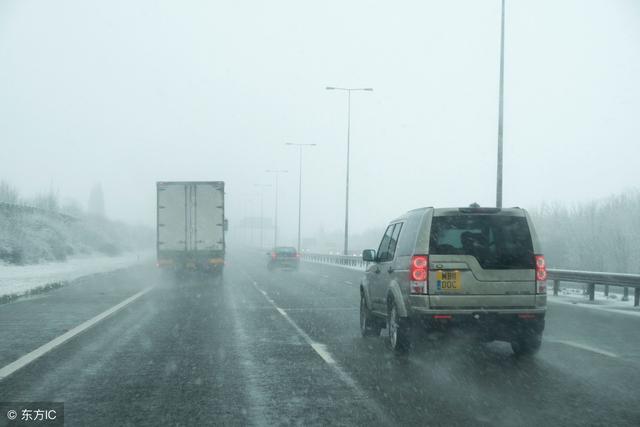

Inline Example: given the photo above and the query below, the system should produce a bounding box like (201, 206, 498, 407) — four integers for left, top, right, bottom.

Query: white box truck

(156, 181, 226, 275)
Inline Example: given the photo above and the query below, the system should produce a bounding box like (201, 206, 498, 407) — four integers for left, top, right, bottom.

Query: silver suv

(359, 206, 547, 356)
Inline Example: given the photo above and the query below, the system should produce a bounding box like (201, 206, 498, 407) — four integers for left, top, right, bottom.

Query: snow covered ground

(0, 251, 154, 299)
(548, 287, 640, 317)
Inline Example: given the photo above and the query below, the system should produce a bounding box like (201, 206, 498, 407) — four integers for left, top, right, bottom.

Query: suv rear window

(429, 215, 534, 269)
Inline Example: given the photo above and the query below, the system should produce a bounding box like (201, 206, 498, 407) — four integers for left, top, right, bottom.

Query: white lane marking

(548, 298, 640, 318)
(310, 342, 337, 365)
(546, 338, 619, 359)
(0, 287, 153, 381)
(320, 274, 330, 279)
(253, 281, 339, 366)
(245, 272, 392, 425)
(344, 281, 353, 285)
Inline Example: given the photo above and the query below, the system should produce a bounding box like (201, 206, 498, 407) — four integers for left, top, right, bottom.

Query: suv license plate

(436, 270, 461, 291)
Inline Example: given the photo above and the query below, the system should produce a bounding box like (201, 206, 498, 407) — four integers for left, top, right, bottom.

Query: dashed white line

(344, 281, 353, 285)
(0, 286, 153, 381)
(310, 342, 337, 365)
(244, 272, 392, 425)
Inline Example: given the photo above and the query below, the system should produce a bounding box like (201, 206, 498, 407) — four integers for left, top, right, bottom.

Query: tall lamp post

(265, 169, 288, 248)
(286, 142, 316, 252)
(254, 183, 272, 249)
(496, 0, 506, 208)
(326, 86, 373, 255)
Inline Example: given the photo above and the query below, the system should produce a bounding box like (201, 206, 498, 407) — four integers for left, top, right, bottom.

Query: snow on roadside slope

(0, 251, 154, 298)
(548, 288, 640, 316)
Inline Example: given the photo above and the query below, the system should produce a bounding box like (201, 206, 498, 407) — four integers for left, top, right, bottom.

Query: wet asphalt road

(0, 253, 639, 426)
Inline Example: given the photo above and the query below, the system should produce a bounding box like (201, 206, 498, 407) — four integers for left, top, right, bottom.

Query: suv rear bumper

(411, 307, 546, 315)
(410, 309, 546, 340)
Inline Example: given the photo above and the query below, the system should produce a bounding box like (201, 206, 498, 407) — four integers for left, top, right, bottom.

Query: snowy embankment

(550, 287, 640, 317)
(0, 251, 154, 300)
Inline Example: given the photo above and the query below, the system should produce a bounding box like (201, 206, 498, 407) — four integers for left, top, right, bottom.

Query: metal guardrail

(548, 269, 640, 306)
(301, 253, 370, 269)
(301, 253, 640, 307)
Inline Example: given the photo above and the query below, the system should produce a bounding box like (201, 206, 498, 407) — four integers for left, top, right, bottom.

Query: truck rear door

(193, 182, 224, 252)
(157, 182, 188, 252)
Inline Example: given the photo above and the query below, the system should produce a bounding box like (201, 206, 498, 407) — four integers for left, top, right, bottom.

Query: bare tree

(0, 180, 19, 204)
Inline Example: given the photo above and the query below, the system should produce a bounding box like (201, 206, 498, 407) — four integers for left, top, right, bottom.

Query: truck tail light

(535, 254, 547, 294)
(410, 255, 429, 294)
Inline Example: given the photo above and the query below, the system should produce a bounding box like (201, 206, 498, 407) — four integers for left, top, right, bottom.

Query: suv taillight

(535, 254, 547, 294)
(410, 255, 429, 294)
(271, 252, 277, 260)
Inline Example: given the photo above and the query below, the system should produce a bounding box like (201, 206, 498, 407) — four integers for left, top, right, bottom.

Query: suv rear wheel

(360, 293, 382, 337)
(387, 299, 410, 353)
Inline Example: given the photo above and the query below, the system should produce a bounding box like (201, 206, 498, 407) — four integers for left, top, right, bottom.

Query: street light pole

(286, 142, 316, 252)
(265, 169, 288, 248)
(496, 0, 506, 208)
(326, 86, 373, 255)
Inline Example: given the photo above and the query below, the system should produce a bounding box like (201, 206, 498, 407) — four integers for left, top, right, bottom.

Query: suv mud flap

(386, 283, 408, 317)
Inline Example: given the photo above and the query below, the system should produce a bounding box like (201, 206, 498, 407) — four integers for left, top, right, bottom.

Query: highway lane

(246, 258, 640, 426)
(0, 252, 639, 426)
(0, 266, 152, 368)
(0, 261, 383, 426)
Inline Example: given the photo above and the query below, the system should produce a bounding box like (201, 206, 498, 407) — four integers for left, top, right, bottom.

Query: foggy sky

(1, 0, 639, 245)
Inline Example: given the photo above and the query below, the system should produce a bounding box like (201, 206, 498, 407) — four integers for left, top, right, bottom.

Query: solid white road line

(0, 286, 153, 381)
(545, 338, 619, 359)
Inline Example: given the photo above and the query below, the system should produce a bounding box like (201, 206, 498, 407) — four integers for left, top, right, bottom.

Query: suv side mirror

(362, 249, 376, 262)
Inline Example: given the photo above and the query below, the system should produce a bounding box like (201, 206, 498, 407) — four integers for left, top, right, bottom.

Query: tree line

(531, 190, 640, 274)
(0, 180, 105, 218)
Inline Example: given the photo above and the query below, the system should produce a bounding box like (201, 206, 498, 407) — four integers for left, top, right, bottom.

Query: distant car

(359, 206, 547, 356)
(267, 247, 300, 271)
